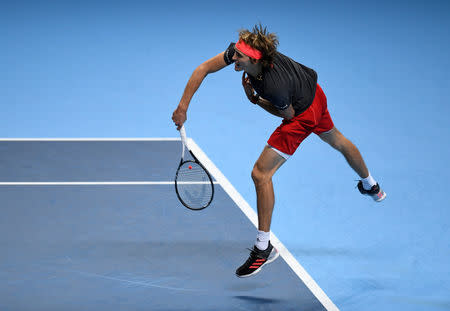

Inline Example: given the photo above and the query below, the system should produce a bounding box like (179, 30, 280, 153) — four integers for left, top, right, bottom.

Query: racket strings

(177, 164, 209, 182)
(176, 162, 213, 209)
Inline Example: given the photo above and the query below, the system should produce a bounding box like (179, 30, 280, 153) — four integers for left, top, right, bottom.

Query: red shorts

(267, 84, 334, 156)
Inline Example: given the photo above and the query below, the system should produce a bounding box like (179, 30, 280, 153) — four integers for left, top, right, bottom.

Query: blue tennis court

(0, 139, 337, 310)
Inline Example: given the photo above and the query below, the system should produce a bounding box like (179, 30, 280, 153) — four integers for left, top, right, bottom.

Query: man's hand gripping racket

(174, 125, 214, 211)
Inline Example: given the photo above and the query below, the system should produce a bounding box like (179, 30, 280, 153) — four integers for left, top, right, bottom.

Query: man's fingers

(172, 108, 187, 126)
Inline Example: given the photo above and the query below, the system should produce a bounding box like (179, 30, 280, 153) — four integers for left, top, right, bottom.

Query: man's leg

(319, 126, 386, 201)
(235, 146, 285, 278)
(251, 145, 287, 232)
(318, 127, 369, 178)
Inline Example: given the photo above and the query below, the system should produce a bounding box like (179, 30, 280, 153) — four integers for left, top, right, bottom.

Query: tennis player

(172, 24, 386, 278)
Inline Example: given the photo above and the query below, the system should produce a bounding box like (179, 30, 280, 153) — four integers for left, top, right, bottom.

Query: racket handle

(179, 125, 187, 160)
(180, 125, 187, 145)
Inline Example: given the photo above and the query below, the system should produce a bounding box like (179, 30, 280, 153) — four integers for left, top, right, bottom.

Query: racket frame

(174, 126, 215, 211)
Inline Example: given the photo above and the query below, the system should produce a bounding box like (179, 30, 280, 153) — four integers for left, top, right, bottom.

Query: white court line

(0, 138, 181, 141)
(187, 137, 340, 311)
(0, 181, 218, 186)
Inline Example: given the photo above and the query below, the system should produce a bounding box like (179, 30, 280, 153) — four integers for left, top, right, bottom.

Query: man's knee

(320, 128, 346, 151)
(251, 164, 271, 186)
(251, 146, 286, 186)
(331, 137, 346, 151)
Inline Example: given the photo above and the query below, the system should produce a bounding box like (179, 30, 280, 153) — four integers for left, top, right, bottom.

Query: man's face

(232, 48, 252, 72)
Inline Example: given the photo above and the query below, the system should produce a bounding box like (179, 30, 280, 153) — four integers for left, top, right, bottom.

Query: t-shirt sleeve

(223, 43, 236, 65)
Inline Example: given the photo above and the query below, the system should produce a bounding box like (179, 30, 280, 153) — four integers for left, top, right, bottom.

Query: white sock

(362, 173, 377, 190)
(255, 230, 270, 250)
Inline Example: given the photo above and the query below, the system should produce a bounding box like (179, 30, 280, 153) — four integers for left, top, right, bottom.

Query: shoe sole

(236, 248, 280, 278)
(372, 191, 387, 202)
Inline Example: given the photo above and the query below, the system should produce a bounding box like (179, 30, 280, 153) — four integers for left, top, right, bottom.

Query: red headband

(235, 40, 262, 60)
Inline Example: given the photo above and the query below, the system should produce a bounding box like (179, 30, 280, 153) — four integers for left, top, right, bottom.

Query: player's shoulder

(273, 51, 298, 66)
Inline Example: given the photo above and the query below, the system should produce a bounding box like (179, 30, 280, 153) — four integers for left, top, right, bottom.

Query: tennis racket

(174, 125, 214, 211)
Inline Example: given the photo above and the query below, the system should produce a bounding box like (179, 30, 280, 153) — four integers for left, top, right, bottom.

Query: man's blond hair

(238, 24, 278, 68)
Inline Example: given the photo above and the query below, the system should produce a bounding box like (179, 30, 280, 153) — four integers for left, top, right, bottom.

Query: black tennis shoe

(357, 181, 386, 202)
(235, 241, 279, 278)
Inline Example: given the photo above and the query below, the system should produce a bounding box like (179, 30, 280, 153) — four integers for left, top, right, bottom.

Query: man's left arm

(254, 97, 295, 120)
(254, 97, 282, 117)
(242, 73, 295, 120)
(277, 104, 295, 120)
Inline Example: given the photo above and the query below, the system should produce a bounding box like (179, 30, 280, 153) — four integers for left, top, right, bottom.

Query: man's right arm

(172, 52, 228, 130)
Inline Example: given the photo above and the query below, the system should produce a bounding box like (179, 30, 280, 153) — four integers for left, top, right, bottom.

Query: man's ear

(250, 58, 259, 64)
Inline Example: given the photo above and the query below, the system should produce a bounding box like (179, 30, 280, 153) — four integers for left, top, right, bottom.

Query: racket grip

(180, 125, 187, 144)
